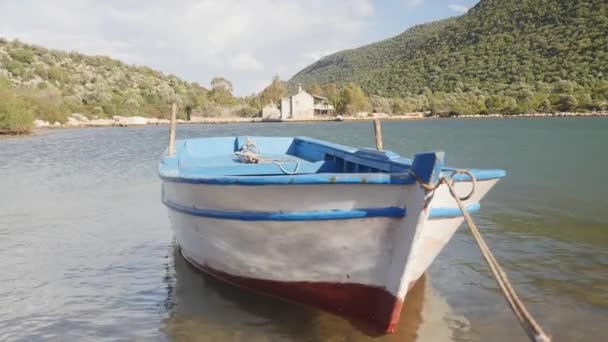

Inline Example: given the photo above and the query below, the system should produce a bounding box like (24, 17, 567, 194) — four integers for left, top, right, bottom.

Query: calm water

(1, 118, 607, 341)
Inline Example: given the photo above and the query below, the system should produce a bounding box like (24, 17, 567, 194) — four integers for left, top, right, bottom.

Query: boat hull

(163, 178, 498, 333)
(180, 250, 406, 333)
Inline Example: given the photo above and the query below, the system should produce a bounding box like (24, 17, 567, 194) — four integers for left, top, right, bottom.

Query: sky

(0, 0, 479, 95)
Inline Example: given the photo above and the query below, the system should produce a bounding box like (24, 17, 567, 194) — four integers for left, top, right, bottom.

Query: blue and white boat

(159, 136, 505, 334)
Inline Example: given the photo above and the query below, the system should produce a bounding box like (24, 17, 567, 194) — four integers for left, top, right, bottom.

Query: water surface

(1, 118, 607, 341)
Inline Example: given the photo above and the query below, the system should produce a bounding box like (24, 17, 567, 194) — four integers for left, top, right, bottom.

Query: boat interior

(171, 136, 413, 176)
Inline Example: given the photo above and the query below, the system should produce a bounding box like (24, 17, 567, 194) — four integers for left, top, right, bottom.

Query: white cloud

(0, 0, 375, 95)
(352, 0, 375, 17)
(230, 52, 263, 71)
(448, 4, 469, 13)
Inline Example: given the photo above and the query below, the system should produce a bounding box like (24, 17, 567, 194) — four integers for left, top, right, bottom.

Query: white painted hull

(162, 178, 498, 333)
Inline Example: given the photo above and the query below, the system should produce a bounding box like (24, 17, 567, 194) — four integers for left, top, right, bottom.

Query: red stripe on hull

(182, 253, 404, 334)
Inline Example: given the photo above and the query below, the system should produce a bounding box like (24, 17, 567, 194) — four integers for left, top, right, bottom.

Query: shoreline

(2, 111, 607, 138)
(39, 110, 608, 128)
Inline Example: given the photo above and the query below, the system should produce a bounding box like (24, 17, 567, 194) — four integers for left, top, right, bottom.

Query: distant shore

(0, 111, 600, 137)
(33, 111, 607, 128)
(1, 110, 606, 139)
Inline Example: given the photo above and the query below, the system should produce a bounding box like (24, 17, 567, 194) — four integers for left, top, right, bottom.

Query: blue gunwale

(163, 198, 406, 221)
(162, 198, 480, 221)
(159, 170, 504, 185)
(430, 202, 480, 218)
(158, 136, 506, 186)
(159, 173, 416, 185)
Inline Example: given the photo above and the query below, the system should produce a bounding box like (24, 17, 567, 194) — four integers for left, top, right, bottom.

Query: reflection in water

(162, 243, 454, 341)
(5, 120, 605, 340)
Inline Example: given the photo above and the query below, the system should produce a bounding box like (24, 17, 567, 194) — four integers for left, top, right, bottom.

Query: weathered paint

(183, 253, 404, 334)
(159, 136, 506, 185)
(159, 135, 504, 334)
(163, 198, 407, 221)
(162, 197, 479, 221)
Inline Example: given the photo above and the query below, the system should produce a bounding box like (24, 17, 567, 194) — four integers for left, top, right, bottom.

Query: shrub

(232, 105, 259, 118)
(92, 106, 104, 116)
(337, 83, 371, 115)
(0, 80, 34, 133)
(370, 95, 392, 114)
(21, 87, 70, 124)
(47, 67, 66, 82)
(392, 98, 418, 114)
(9, 48, 35, 64)
(4, 59, 25, 76)
(558, 95, 578, 112)
(35, 103, 69, 124)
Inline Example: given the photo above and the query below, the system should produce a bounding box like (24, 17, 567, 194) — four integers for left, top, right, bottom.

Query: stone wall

(262, 102, 281, 120)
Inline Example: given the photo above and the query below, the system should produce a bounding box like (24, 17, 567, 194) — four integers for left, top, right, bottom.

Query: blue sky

(359, 0, 478, 45)
(0, 0, 479, 95)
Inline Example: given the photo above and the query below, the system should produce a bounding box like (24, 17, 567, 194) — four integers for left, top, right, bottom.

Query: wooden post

(168, 103, 177, 157)
(373, 119, 383, 150)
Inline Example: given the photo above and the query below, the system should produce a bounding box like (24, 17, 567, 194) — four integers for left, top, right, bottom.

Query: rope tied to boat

(234, 137, 301, 175)
(408, 169, 477, 201)
(409, 169, 551, 342)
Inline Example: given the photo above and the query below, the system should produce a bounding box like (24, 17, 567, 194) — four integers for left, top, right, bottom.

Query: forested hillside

(290, 0, 608, 114)
(0, 39, 260, 133)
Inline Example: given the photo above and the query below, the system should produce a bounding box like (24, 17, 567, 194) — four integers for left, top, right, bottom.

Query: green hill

(290, 0, 608, 113)
(2, 38, 263, 133)
(0, 38, 211, 122)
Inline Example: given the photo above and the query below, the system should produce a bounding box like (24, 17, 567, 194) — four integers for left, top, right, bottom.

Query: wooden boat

(159, 136, 505, 334)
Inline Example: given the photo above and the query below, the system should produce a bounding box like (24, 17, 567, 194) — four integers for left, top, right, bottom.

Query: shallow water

(1, 118, 607, 341)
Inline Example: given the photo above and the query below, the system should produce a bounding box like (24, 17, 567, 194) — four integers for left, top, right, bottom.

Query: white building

(280, 84, 334, 120)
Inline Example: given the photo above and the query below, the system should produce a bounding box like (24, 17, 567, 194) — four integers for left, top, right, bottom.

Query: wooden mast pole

(168, 103, 177, 157)
(373, 119, 383, 150)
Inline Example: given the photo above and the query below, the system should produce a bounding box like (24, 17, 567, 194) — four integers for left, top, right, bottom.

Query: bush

(9, 48, 35, 64)
(21, 87, 70, 124)
(0, 80, 34, 133)
(35, 104, 69, 124)
(370, 95, 392, 114)
(4, 59, 25, 76)
(47, 67, 66, 82)
(337, 83, 371, 115)
(559, 95, 578, 112)
(92, 106, 104, 116)
(232, 105, 259, 118)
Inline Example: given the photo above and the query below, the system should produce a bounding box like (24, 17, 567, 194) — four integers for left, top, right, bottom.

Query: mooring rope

(234, 137, 301, 175)
(410, 169, 551, 342)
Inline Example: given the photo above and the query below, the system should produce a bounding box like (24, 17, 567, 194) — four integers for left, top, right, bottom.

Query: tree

(259, 75, 287, 105)
(370, 95, 392, 114)
(537, 97, 553, 112)
(337, 83, 371, 115)
(323, 83, 341, 108)
(210, 77, 233, 93)
(392, 98, 417, 114)
(558, 95, 578, 112)
(307, 84, 325, 97)
(209, 76, 236, 106)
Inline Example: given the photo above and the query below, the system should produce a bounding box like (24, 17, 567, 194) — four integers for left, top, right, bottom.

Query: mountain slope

(0, 38, 209, 121)
(290, 0, 608, 97)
